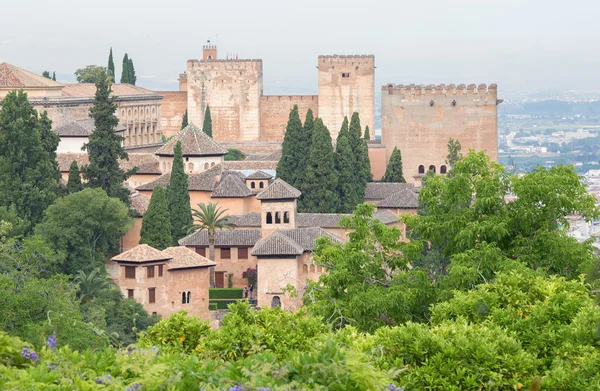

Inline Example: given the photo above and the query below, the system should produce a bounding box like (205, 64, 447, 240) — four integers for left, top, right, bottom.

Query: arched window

(418, 165, 425, 174)
(310, 264, 315, 273)
(440, 165, 447, 174)
(429, 165, 436, 174)
(251, 182, 256, 189)
(188, 163, 194, 172)
(187, 291, 191, 304)
(271, 296, 281, 308)
(283, 212, 290, 224)
(259, 182, 264, 189)
(266, 212, 273, 224)
(181, 292, 186, 304)
(211, 162, 215, 167)
(388, 84, 394, 95)
(303, 264, 308, 273)
(204, 163, 209, 170)
(275, 212, 281, 224)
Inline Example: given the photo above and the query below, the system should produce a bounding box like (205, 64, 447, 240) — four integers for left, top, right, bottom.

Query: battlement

(262, 95, 318, 102)
(382, 83, 497, 97)
(318, 55, 375, 59)
(203, 45, 217, 50)
(189, 59, 263, 64)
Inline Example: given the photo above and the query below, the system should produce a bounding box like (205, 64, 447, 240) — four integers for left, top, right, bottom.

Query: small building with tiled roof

(0, 62, 63, 98)
(245, 170, 273, 193)
(109, 244, 214, 319)
(54, 119, 126, 154)
(211, 174, 254, 199)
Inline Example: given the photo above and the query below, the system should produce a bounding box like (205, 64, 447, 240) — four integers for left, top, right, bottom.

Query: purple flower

(387, 385, 404, 391)
(46, 363, 56, 370)
(46, 334, 57, 351)
(96, 379, 104, 384)
(20, 348, 39, 363)
(229, 386, 245, 391)
(257, 388, 271, 391)
(125, 384, 141, 391)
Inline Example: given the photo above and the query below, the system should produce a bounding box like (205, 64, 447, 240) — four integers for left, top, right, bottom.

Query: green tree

(39, 111, 61, 182)
(335, 130, 360, 213)
(140, 185, 172, 250)
(42, 71, 51, 79)
(295, 108, 314, 188)
(224, 148, 245, 161)
(66, 160, 83, 194)
(0, 90, 58, 228)
(82, 69, 134, 204)
(382, 146, 406, 183)
(181, 109, 188, 130)
(276, 105, 303, 186)
(363, 125, 370, 140)
(167, 142, 193, 245)
(75, 65, 109, 83)
(107, 47, 115, 80)
(74, 268, 116, 303)
(188, 202, 232, 286)
(52, 71, 56, 81)
(299, 118, 338, 212)
(35, 188, 132, 275)
(128, 57, 136, 86)
(203, 105, 212, 137)
(348, 112, 371, 196)
(445, 137, 463, 169)
(120, 54, 130, 84)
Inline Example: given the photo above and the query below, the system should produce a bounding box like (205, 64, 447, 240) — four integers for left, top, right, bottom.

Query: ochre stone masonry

(260, 95, 318, 142)
(381, 83, 499, 184)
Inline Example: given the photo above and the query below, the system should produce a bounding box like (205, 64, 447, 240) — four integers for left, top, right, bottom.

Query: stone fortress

(161, 45, 498, 183)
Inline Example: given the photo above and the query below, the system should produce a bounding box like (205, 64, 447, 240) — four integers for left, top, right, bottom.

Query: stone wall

(158, 91, 187, 138)
(368, 142, 388, 181)
(381, 83, 498, 184)
(259, 95, 318, 142)
(317, 55, 375, 140)
(187, 59, 263, 143)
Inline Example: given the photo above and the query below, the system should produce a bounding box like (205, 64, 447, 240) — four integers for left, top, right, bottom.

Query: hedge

(209, 288, 243, 300)
(209, 300, 239, 310)
(208, 303, 218, 311)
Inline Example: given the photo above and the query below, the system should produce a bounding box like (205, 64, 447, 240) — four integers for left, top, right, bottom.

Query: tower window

(440, 165, 447, 174)
(418, 165, 425, 174)
(429, 165, 436, 174)
(342, 73, 350, 78)
(148, 288, 156, 304)
(251, 181, 256, 189)
(259, 181, 264, 188)
(284, 211, 290, 224)
(266, 212, 273, 224)
(275, 212, 281, 224)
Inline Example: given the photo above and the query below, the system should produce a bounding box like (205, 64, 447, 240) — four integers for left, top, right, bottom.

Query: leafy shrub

(137, 310, 210, 352)
(208, 303, 217, 310)
(224, 148, 245, 161)
(209, 299, 239, 309)
(209, 288, 243, 299)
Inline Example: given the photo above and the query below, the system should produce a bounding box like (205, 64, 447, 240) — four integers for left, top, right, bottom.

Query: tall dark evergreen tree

(82, 70, 133, 204)
(276, 105, 302, 186)
(294, 108, 314, 189)
(181, 109, 188, 130)
(348, 112, 362, 152)
(107, 47, 115, 81)
(167, 141, 193, 245)
(67, 160, 83, 194)
(382, 147, 406, 183)
(348, 112, 372, 197)
(0, 91, 58, 227)
(203, 105, 212, 137)
(39, 111, 61, 182)
(128, 57, 136, 85)
(52, 71, 56, 81)
(298, 118, 338, 213)
(140, 185, 172, 250)
(121, 54, 130, 84)
(42, 71, 51, 79)
(363, 125, 370, 140)
(335, 131, 360, 213)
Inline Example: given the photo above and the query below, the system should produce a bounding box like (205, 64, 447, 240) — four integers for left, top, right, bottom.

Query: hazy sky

(1, 0, 599, 95)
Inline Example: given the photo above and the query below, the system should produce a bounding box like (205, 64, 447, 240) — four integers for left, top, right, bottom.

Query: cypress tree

(42, 71, 51, 79)
(0, 91, 58, 227)
(82, 69, 133, 204)
(276, 105, 302, 186)
(203, 105, 212, 137)
(339, 116, 349, 139)
(140, 185, 172, 250)
(181, 109, 188, 130)
(67, 160, 83, 193)
(348, 112, 372, 198)
(108, 47, 115, 81)
(363, 125, 370, 140)
(382, 147, 406, 183)
(294, 108, 314, 189)
(39, 111, 61, 182)
(167, 141, 193, 245)
(298, 118, 338, 213)
(348, 112, 362, 152)
(52, 71, 56, 81)
(121, 54, 130, 84)
(335, 131, 360, 213)
(128, 57, 136, 86)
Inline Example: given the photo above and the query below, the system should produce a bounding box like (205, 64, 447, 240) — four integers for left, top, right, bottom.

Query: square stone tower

(317, 55, 375, 140)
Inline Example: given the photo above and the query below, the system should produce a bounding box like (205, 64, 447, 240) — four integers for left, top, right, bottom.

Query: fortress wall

(381, 83, 499, 184)
(158, 91, 187, 138)
(187, 59, 263, 143)
(259, 95, 318, 142)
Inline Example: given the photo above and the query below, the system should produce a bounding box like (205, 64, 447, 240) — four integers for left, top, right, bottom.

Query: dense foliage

(66, 160, 83, 194)
(166, 142, 193, 245)
(382, 146, 406, 183)
(335, 128, 361, 213)
(120, 53, 136, 85)
(74, 65, 109, 83)
(140, 185, 172, 250)
(224, 148, 246, 161)
(203, 105, 212, 137)
(276, 105, 303, 187)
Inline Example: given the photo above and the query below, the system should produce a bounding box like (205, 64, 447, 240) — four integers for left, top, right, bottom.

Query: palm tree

(187, 202, 232, 287)
(74, 268, 116, 303)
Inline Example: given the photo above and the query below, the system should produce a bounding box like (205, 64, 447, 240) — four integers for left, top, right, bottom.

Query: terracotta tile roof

(162, 246, 216, 269)
(364, 182, 416, 200)
(0, 63, 63, 88)
(179, 229, 262, 247)
(256, 178, 301, 200)
(244, 151, 282, 161)
(228, 212, 261, 227)
(222, 161, 279, 170)
(137, 164, 222, 191)
(111, 244, 171, 262)
(245, 170, 273, 180)
(60, 83, 160, 98)
(155, 123, 227, 157)
(297, 213, 344, 228)
(376, 188, 419, 209)
(56, 152, 160, 175)
(372, 210, 400, 224)
(251, 227, 345, 256)
(130, 191, 151, 215)
(54, 119, 125, 137)
(211, 174, 253, 198)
